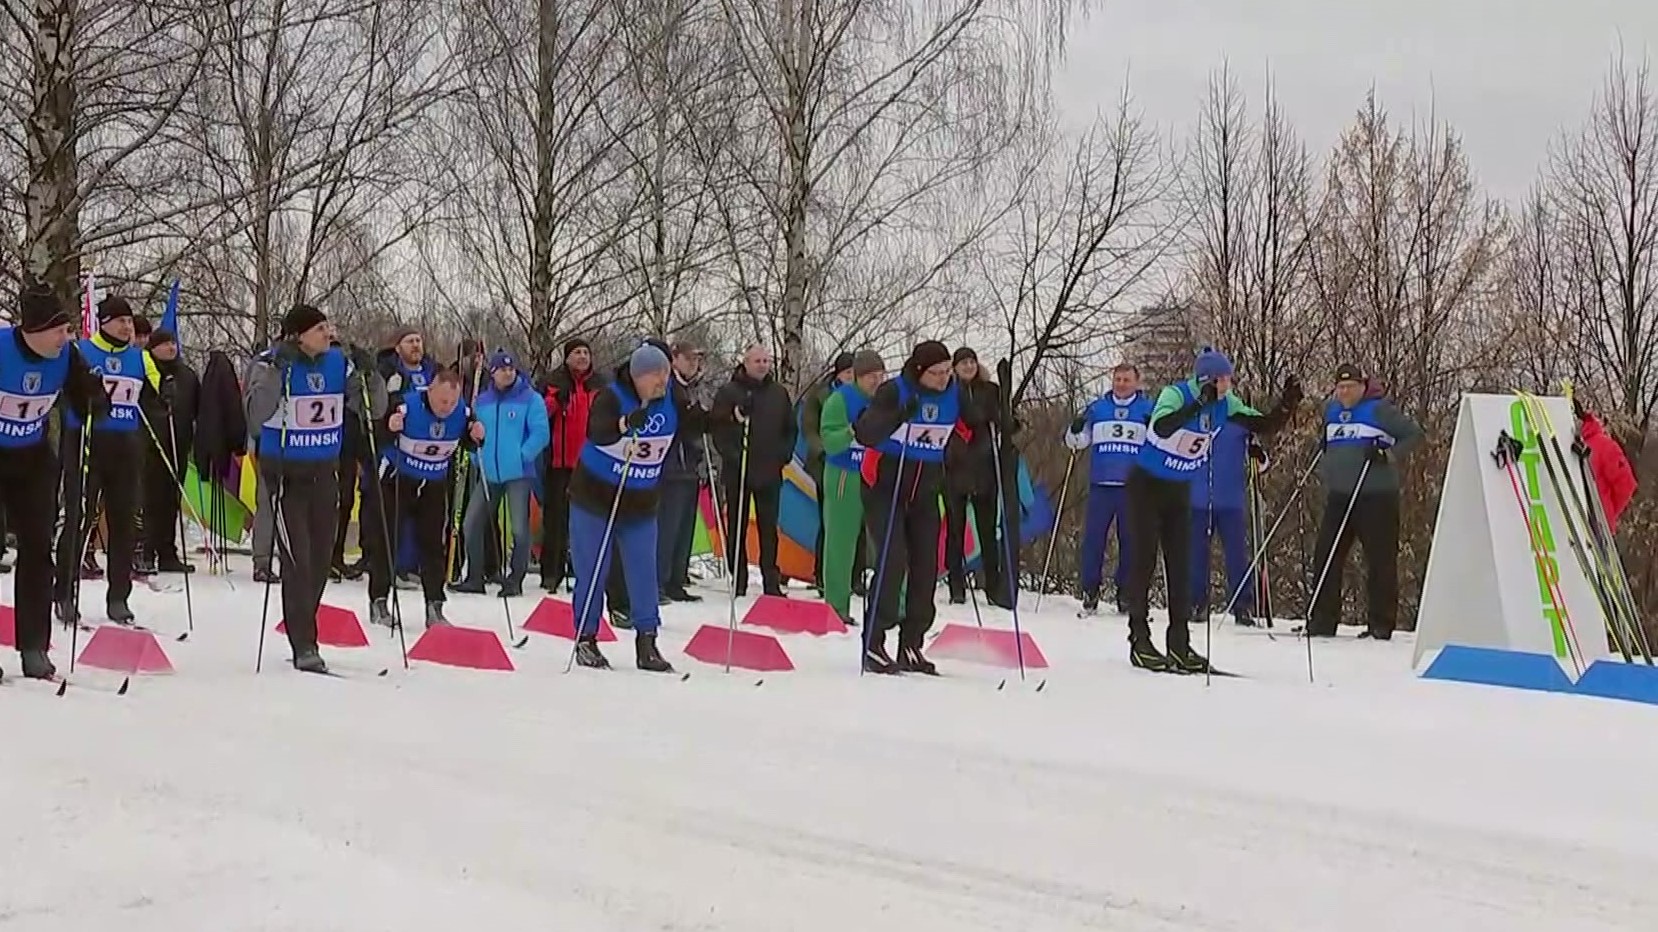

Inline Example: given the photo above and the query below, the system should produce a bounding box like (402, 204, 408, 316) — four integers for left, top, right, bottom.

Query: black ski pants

(1, 443, 59, 653)
(56, 428, 139, 604)
(365, 472, 449, 605)
(143, 424, 185, 563)
(862, 480, 943, 649)
(540, 466, 572, 586)
(1307, 491, 1400, 637)
(944, 489, 1002, 597)
(265, 460, 339, 655)
(723, 472, 781, 594)
(1122, 465, 1196, 650)
(331, 453, 372, 567)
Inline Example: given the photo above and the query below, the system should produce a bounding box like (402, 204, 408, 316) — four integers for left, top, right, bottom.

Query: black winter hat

(132, 315, 152, 337)
(904, 340, 953, 382)
(952, 346, 978, 365)
(281, 303, 328, 338)
(148, 328, 177, 349)
(830, 352, 855, 376)
(19, 282, 70, 333)
(97, 295, 133, 324)
(562, 337, 591, 358)
(1334, 362, 1367, 384)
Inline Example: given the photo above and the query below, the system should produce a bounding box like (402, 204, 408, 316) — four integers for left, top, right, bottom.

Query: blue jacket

(1190, 420, 1251, 511)
(472, 374, 550, 483)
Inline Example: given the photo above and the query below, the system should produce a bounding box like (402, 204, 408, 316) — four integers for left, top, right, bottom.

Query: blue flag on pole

(159, 279, 180, 343)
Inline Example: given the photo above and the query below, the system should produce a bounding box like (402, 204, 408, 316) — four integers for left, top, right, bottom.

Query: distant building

(1120, 302, 1200, 390)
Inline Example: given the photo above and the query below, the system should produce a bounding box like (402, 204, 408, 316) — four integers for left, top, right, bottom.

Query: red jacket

(1581, 413, 1636, 531)
(542, 366, 603, 469)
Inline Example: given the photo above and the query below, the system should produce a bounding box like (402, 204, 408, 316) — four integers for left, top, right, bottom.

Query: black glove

(1280, 375, 1304, 409)
(347, 344, 376, 372)
(1247, 441, 1268, 464)
(1069, 416, 1086, 435)
(272, 341, 303, 366)
(1366, 437, 1389, 464)
(159, 376, 178, 407)
(735, 391, 755, 417)
(1572, 396, 1587, 421)
(624, 407, 650, 432)
(1198, 380, 1219, 405)
(1572, 435, 1591, 459)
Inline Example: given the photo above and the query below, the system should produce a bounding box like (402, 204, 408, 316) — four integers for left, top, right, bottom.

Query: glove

(1572, 396, 1587, 421)
(899, 394, 922, 421)
(385, 372, 404, 395)
(1197, 380, 1219, 405)
(1572, 435, 1590, 459)
(158, 376, 178, 406)
(1247, 441, 1268, 464)
(1280, 375, 1304, 409)
(624, 407, 650, 432)
(1069, 416, 1086, 435)
(272, 341, 304, 366)
(347, 344, 375, 372)
(1366, 438, 1389, 464)
(735, 391, 754, 417)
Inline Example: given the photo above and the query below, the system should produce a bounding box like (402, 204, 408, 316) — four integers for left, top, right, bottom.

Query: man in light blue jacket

(453, 350, 549, 597)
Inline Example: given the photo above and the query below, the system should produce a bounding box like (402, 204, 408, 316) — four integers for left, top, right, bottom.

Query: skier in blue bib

(1121, 349, 1301, 673)
(853, 340, 984, 674)
(1064, 362, 1154, 615)
(55, 295, 160, 627)
(0, 284, 108, 681)
(568, 342, 705, 672)
(1189, 420, 1268, 626)
(367, 369, 484, 630)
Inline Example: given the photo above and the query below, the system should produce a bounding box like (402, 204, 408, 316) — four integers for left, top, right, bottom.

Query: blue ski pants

(569, 500, 661, 636)
(1190, 506, 1254, 613)
(1079, 483, 1131, 593)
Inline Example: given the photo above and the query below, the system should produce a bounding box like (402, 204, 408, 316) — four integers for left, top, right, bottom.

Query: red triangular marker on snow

(0, 604, 16, 649)
(742, 595, 846, 635)
(408, 624, 515, 671)
(522, 597, 618, 642)
(77, 625, 175, 675)
(683, 624, 793, 672)
(927, 623, 1048, 669)
(276, 603, 370, 648)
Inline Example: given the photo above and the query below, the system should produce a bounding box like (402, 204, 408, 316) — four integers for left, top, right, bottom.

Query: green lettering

(1508, 398, 1567, 659)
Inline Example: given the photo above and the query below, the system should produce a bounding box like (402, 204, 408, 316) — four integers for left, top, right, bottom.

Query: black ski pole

(565, 441, 639, 673)
(987, 423, 1027, 681)
(1302, 457, 1371, 684)
(362, 387, 409, 668)
(256, 366, 292, 674)
(860, 431, 910, 674)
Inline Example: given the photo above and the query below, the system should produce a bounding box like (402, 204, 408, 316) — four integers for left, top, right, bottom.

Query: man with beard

(709, 345, 796, 597)
(538, 337, 602, 592)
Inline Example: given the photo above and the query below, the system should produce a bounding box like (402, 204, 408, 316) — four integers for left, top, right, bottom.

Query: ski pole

(67, 420, 94, 673)
(861, 433, 910, 673)
(166, 412, 194, 636)
(362, 387, 409, 668)
(1494, 431, 1585, 674)
(565, 438, 640, 674)
(1302, 457, 1371, 685)
(256, 363, 292, 673)
(724, 419, 751, 673)
(702, 442, 727, 581)
(987, 423, 1027, 681)
(1034, 449, 1077, 613)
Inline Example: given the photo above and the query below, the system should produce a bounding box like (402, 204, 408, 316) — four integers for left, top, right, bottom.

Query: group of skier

(6, 277, 1642, 682)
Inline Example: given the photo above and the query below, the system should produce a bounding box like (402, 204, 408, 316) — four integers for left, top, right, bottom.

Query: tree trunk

(777, 0, 813, 390)
(23, 0, 81, 312)
(529, 0, 560, 364)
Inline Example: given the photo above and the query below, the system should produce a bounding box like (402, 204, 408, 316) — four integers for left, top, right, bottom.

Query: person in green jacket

(818, 350, 885, 623)
(802, 352, 855, 587)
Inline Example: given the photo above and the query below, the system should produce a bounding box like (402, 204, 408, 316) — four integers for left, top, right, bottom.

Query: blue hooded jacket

(1190, 420, 1251, 511)
(472, 373, 550, 484)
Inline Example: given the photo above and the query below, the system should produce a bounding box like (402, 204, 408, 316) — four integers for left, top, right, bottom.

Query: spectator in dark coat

(658, 340, 710, 601)
(942, 347, 1010, 608)
(139, 329, 201, 572)
(709, 344, 797, 596)
(537, 337, 603, 592)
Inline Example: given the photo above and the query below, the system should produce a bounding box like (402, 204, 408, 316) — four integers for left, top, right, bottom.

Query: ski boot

(395, 572, 420, 591)
(1357, 628, 1393, 641)
(424, 601, 451, 629)
(253, 565, 281, 584)
(449, 578, 486, 595)
(862, 630, 898, 674)
(573, 635, 611, 669)
(896, 635, 938, 676)
(1128, 621, 1169, 672)
(132, 552, 158, 577)
(79, 555, 104, 580)
(368, 598, 396, 629)
(1233, 609, 1257, 628)
(665, 587, 702, 603)
(54, 599, 80, 627)
(20, 649, 56, 680)
(328, 562, 346, 582)
(610, 608, 633, 630)
(498, 578, 524, 599)
(157, 554, 195, 574)
(292, 648, 329, 674)
(106, 598, 136, 626)
(635, 633, 675, 673)
(1164, 629, 1210, 674)
(947, 584, 967, 605)
(342, 559, 368, 581)
(1078, 588, 1100, 617)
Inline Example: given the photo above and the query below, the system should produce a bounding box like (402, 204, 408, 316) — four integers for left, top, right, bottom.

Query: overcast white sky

(1053, 0, 1656, 201)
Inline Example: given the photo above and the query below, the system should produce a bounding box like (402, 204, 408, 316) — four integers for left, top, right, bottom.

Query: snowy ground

(4, 562, 1658, 932)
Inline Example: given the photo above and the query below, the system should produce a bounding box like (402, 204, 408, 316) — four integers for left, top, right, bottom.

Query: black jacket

(194, 350, 246, 475)
(662, 371, 709, 482)
(569, 362, 707, 521)
(143, 355, 200, 463)
(944, 376, 1002, 495)
(709, 366, 796, 485)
